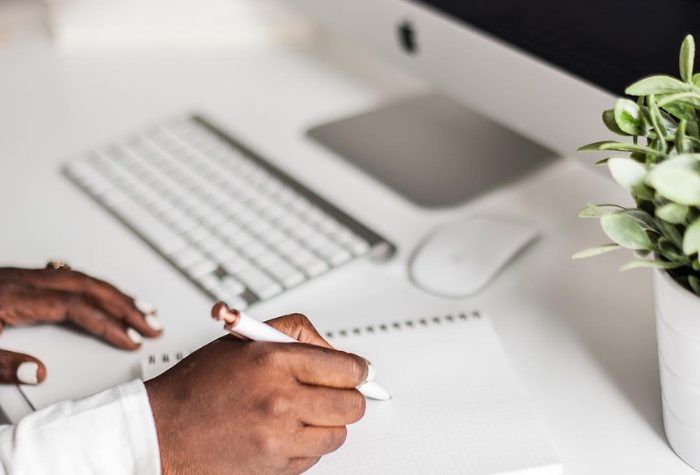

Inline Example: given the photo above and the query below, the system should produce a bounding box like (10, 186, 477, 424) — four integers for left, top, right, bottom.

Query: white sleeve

(0, 380, 161, 475)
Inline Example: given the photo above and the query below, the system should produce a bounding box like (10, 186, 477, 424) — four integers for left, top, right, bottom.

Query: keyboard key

(225, 229, 254, 248)
(316, 242, 352, 266)
(288, 223, 316, 241)
(239, 241, 267, 259)
(237, 267, 282, 300)
(213, 220, 241, 238)
(186, 226, 212, 243)
(220, 276, 245, 296)
(171, 247, 205, 267)
(273, 239, 304, 257)
(211, 246, 237, 263)
(199, 273, 221, 292)
(258, 228, 287, 246)
(296, 256, 329, 277)
(186, 259, 217, 279)
(200, 210, 227, 228)
(111, 200, 183, 252)
(222, 255, 251, 274)
(276, 213, 302, 231)
(253, 251, 283, 269)
(199, 235, 226, 254)
(267, 262, 305, 288)
(247, 219, 273, 236)
(348, 237, 370, 256)
(302, 233, 332, 251)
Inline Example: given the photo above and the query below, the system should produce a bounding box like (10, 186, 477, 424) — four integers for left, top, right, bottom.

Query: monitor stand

(307, 93, 558, 208)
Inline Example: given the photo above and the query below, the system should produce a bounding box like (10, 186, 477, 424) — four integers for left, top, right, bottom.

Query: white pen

(211, 302, 391, 401)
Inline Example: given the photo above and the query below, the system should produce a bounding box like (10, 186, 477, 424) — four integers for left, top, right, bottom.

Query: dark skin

(0, 266, 162, 384)
(147, 313, 368, 475)
(0, 267, 368, 474)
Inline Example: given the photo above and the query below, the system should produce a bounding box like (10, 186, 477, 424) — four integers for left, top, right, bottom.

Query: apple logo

(398, 20, 418, 55)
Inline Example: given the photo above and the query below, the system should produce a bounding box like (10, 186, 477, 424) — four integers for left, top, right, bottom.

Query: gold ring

(46, 259, 71, 271)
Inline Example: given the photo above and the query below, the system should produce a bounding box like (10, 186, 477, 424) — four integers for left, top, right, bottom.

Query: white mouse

(409, 217, 540, 298)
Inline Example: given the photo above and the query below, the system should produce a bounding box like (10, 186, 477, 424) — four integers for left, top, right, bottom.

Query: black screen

(416, 0, 700, 95)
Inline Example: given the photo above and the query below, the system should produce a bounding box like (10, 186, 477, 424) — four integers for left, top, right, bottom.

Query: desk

(0, 2, 692, 474)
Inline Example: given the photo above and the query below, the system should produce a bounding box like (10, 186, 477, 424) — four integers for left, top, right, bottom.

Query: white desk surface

(0, 3, 693, 474)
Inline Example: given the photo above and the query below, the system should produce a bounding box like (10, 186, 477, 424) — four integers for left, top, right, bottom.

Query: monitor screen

(415, 0, 700, 95)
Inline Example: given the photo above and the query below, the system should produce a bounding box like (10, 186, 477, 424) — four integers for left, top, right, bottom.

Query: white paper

(309, 313, 563, 475)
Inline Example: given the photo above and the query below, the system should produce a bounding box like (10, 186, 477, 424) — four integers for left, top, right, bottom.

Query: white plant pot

(655, 269, 700, 471)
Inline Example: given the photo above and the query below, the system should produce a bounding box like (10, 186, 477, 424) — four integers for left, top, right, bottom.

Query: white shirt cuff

(0, 379, 161, 475)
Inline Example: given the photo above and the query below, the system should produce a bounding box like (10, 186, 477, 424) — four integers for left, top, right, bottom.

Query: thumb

(0, 349, 46, 385)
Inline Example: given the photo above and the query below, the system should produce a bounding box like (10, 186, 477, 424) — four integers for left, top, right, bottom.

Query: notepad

(142, 311, 562, 475)
(309, 312, 562, 475)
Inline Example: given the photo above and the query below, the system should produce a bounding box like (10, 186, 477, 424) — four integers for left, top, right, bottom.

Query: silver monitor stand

(308, 93, 558, 208)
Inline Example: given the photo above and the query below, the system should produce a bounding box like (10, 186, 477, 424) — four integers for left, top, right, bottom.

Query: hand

(146, 312, 368, 475)
(0, 266, 163, 385)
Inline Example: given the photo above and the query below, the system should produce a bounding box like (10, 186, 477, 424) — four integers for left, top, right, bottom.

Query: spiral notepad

(311, 311, 562, 475)
(142, 312, 562, 475)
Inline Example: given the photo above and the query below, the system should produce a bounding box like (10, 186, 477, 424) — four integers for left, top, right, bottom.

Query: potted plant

(576, 34, 700, 470)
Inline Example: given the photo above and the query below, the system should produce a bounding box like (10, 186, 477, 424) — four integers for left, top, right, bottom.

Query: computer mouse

(409, 217, 540, 298)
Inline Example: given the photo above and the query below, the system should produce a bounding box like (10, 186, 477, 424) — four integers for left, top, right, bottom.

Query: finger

(0, 349, 46, 385)
(294, 426, 348, 457)
(0, 268, 161, 338)
(297, 386, 366, 427)
(284, 457, 321, 475)
(265, 313, 333, 349)
(0, 285, 141, 350)
(268, 343, 368, 389)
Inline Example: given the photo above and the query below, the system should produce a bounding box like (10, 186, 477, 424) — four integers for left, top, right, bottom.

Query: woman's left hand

(0, 265, 163, 385)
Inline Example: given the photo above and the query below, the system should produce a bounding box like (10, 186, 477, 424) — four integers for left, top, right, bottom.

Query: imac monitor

(288, 0, 700, 208)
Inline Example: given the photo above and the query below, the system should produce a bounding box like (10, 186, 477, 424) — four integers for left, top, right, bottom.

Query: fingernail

(145, 315, 163, 332)
(135, 300, 157, 315)
(127, 327, 143, 345)
(366, 364, 376, 382)
(17, 362, 39, 385)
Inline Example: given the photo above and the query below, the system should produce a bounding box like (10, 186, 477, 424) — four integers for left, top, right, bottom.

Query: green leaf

(683, 217, 700, 255)
(626, 75, 695, 96)
(693, 73, 700, 89)
(613, 99, 645, 135)
(578, 141, 666, 157)
(689, 275, 700, 295)
(657, 237, 688, 262)
(648, 95, 667, 150)
(601, 212, 654, 249)
(595, 158, 610, 166)
(656, 203, 689, 224)
(624, 209, 659, 231)
(646, 155, 700, 205)
(572, 244, 621, 259)
(681, 35, 695, 83)
(602, 109, 630, 136)
(658, 92, 700, 109)
(579, 203, 625, 218)
(663, 102, 697, 121)
(656, 218, 685, 248)
(607, 158, 647, 191)
(620, 260, 684, 271)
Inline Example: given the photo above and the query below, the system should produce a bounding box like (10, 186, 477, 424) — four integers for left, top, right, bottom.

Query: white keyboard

(64, 115, 395, 309)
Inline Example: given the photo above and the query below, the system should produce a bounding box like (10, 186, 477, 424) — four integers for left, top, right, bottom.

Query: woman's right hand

(146, 313, 368, 475)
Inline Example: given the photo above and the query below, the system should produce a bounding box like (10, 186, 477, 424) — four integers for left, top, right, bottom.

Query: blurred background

(0, 0, 312, 49)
